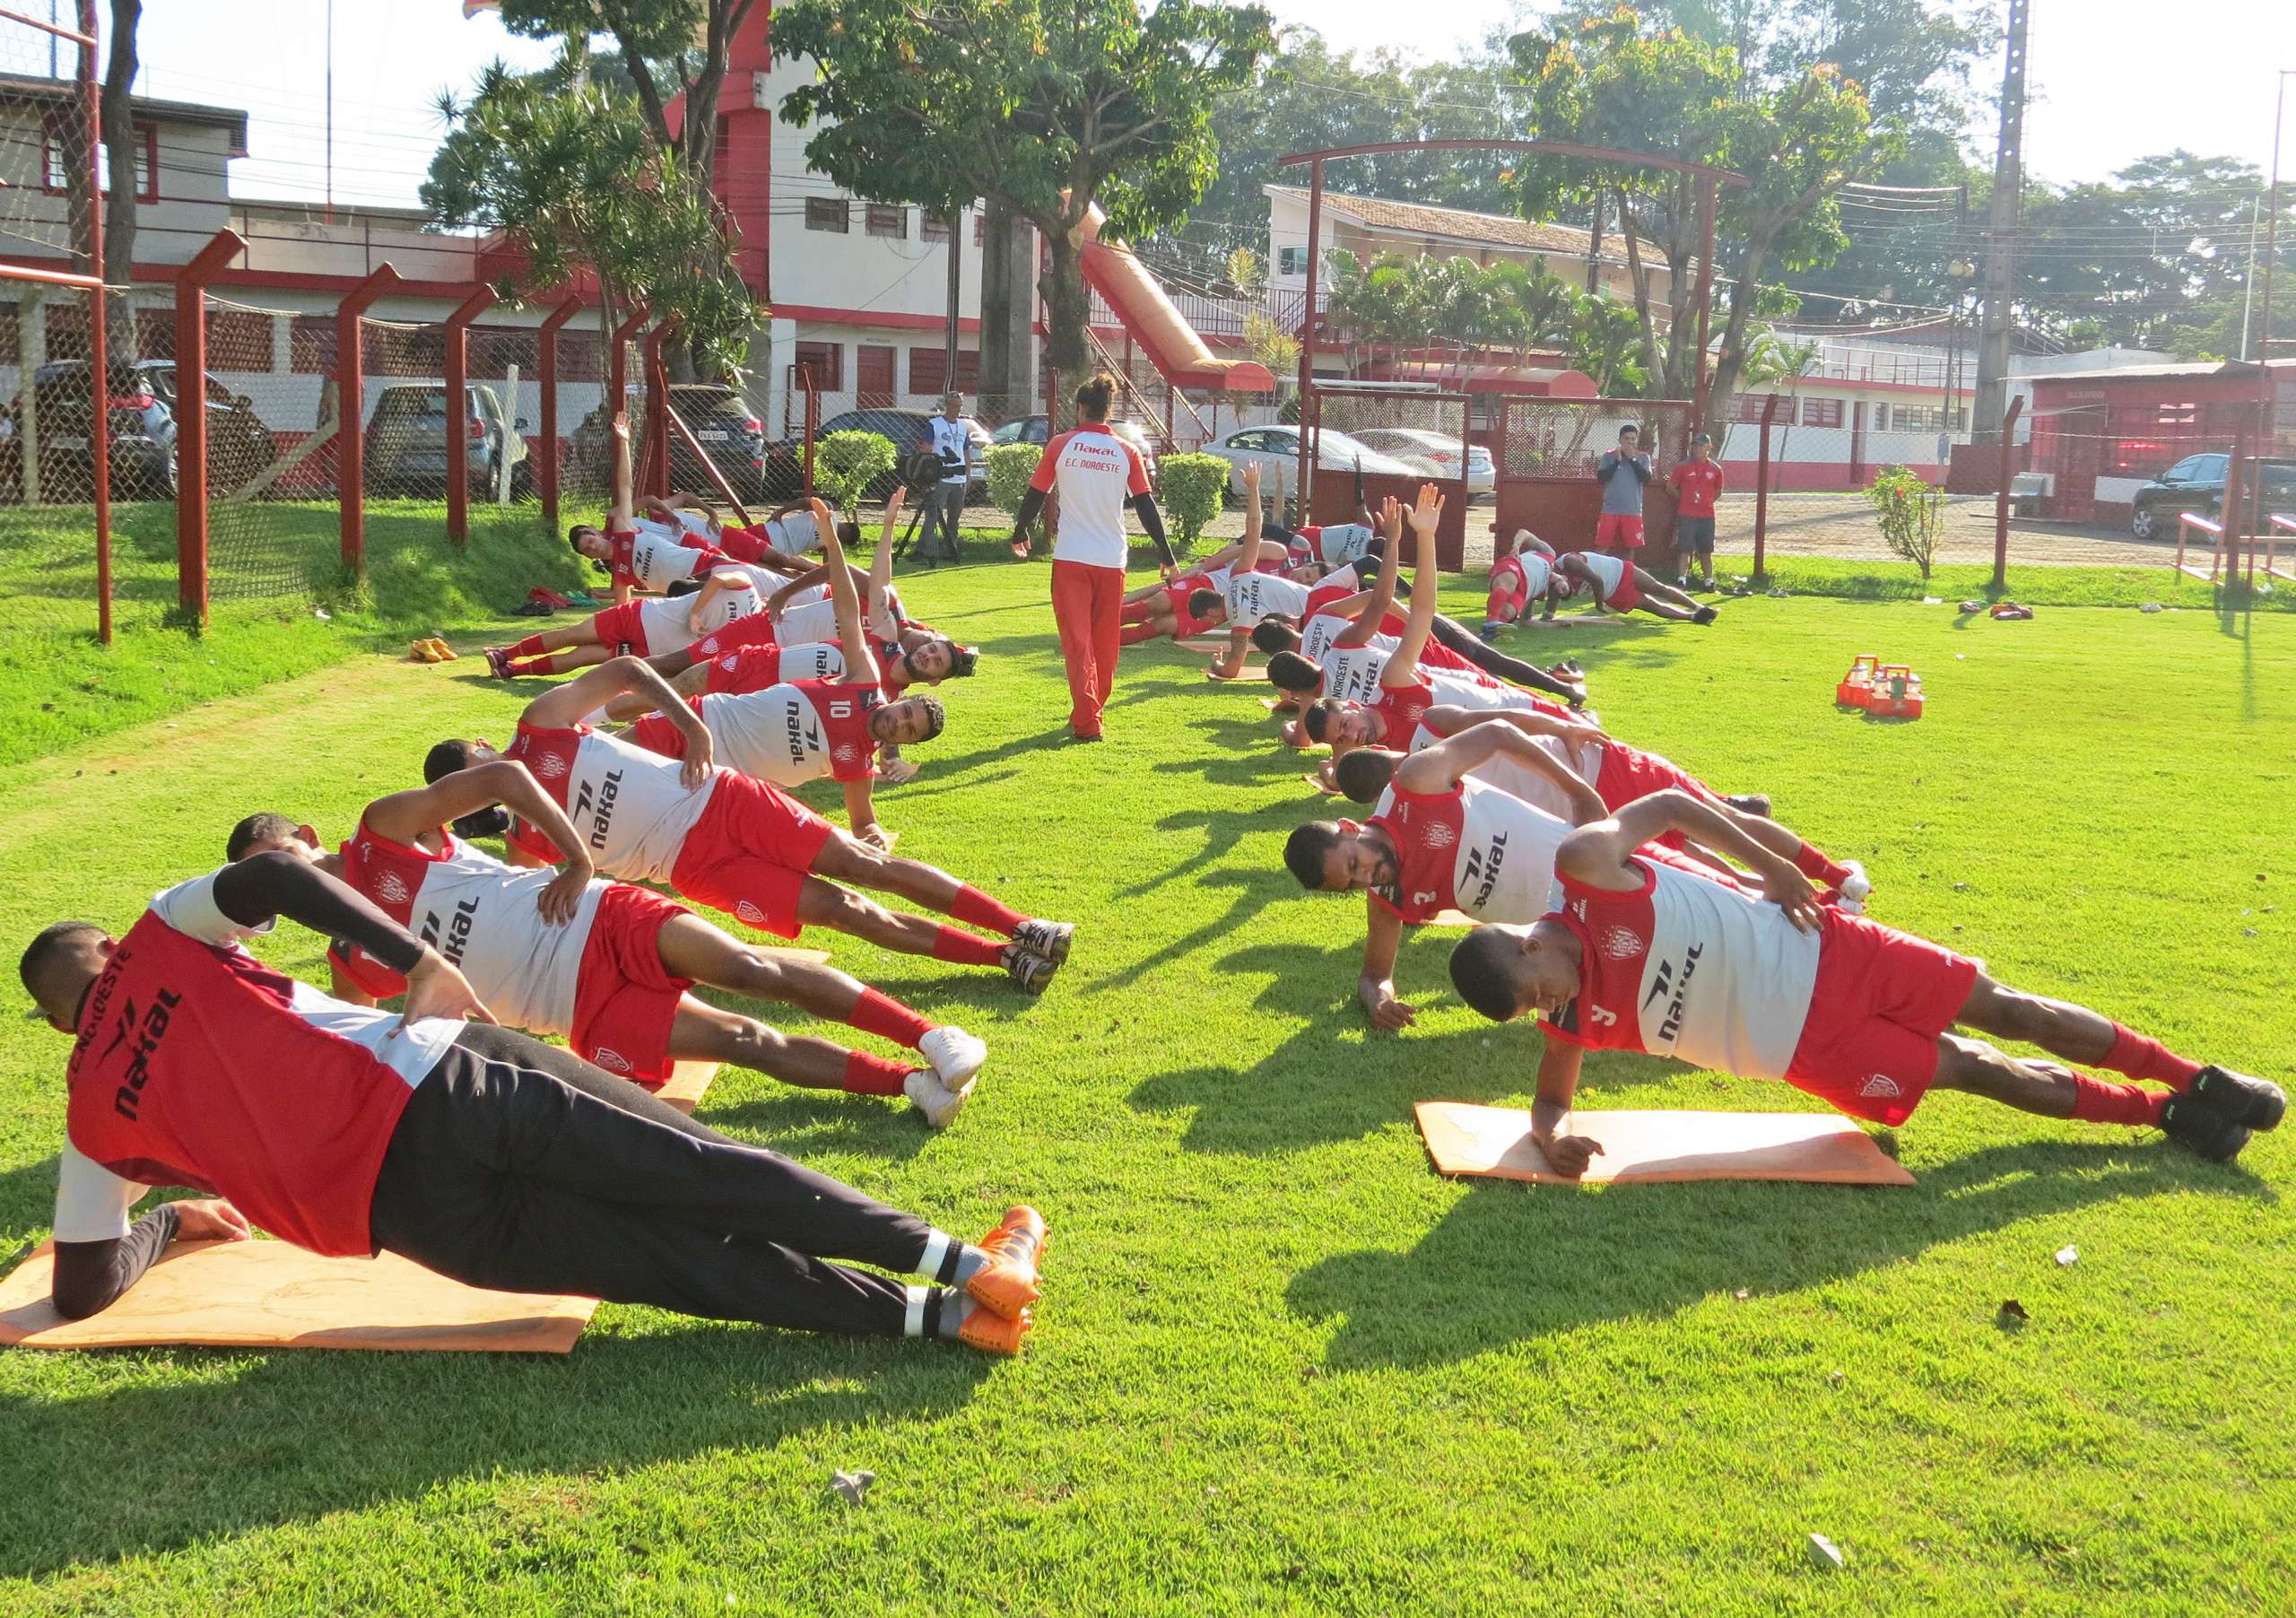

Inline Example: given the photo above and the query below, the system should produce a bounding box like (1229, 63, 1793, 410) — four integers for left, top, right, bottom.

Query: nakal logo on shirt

(419, 896, 481, 965)
(1459, 831, 1509, 910)
(572, 769, 624, 850)
(1642, 944, 1705, 1043)
(110, 988, 185, 1122)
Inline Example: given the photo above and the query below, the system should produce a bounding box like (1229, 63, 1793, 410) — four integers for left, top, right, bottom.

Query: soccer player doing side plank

(18, 858, 1048, 1351)
(224, 749, 987, 1126)
(1447, 791, 2284, 1170)
(428, 639, 1075, 994)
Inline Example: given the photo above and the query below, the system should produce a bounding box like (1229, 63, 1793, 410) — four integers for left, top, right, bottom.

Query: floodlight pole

(1297, 158, 1323, 507)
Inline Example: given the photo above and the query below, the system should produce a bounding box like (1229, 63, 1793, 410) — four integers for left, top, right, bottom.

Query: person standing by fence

(918, 395, 973, 565)
(1010, 373, 1175, 743)
(1594, 424, 1652, 561)
(1668, 432, 1724, 590)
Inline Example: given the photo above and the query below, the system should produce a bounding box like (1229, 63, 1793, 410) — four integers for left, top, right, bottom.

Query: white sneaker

(1837, 859, 1872, 914)
(903, 1067, 973, 1128)
(918, 1025, 987, 1088)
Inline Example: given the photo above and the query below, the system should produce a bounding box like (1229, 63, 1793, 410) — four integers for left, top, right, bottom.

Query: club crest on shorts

(592, 1047, 632, 1074)
(735, 900, 768, 926)
(1598, 926, 1644, 961)
(1859, 1074, 1902, 1099)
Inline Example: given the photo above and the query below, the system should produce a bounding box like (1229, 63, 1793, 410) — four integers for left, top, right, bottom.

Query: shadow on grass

(1286, 1138, 2274, 1372)
(0, 1319, 989, 1580)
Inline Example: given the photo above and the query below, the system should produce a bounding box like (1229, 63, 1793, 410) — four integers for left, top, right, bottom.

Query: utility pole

(2239, 196, 2260, 361)
(1972, 0, 2030, 444)
(944, 207, 962, 396)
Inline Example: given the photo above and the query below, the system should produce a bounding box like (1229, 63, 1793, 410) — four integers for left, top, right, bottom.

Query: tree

(1511, 4, 1983, 415)
(62, 1, 142, 360)
(774, 0, 1275, 385)
(424, 51, 759, 378)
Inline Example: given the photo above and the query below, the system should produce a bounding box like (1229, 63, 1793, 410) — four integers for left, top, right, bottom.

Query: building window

(1277, 246, 1309, 277)
(43, 119, 158, 202)
(921, 211, 953, 245)
(909, 348, 981, 397)
(865, 204, 907, 239)
(793, 341, 841, 391)
(805, 197, 849, 233)
(1871, 404, 1890, 431)
(210, 309, 277, 370)
(290, 314, 337, 376)
(1730, 392, 1784, 423)
(856, 344, 897, 399)
(1802, 397, 1843, 429)
(468, 325, 537, 379)
(974, 213, 986, 247)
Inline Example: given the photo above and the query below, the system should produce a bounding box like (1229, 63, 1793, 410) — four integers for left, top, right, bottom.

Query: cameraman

(918, 393, 974, 563)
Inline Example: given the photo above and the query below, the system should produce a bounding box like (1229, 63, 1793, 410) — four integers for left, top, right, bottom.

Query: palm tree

(1740, 330, 1822, 463)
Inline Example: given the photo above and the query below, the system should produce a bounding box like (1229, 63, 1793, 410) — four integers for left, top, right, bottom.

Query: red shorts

(1784, 909, 1979, 1126)
(569, 883, 693, 1091)
(667, 770, 834, 938)
(1593, 742, 1713, 848)
(588, 600, 650, 657)
(1595, 513, 1644, 551)
(1488, 572, 1530, 622)
(629, 700, 702, 760)
(1602, 570, 1646, 613)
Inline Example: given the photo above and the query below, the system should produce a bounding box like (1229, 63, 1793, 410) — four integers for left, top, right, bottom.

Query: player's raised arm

(1379, 484, 1445, 692)
(684, 564, 757, 628)
(1560, 790, 1822, 929)
(1396, 718, 1607, 825)
(1335, 496, 1407, 649)
(816, 497, 881, 685)
(364, 762, 595, 925)
(526, 656, 713, 788)
(867, 490, 907, 642)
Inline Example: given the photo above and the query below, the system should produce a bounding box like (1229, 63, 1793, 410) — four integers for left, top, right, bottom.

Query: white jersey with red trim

(1405, 716, 1596, 821)
(698, 678, 883, 787)
(1223, 568, 1312, 628)
(506, 721, 720, 883)
(338, 819, 605, 1039)
(1562, 550, 1627, 602)
(1292, 522, 1376, 568)
(776, 584, 902, 648)
(1549, 857, 1821, 1080)
(637, 581, 761, 657)
(1032, 424, 1152, 569)
(704, 640, 845, 696)
(1368, 779, 1570, 925)
(620, 519, 719, 593)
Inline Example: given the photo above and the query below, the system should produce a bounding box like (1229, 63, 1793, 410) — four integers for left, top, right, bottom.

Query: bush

(1866, 465, 1946, 581)
(815, 430, 898, 519)
(986, 442, 1043, 517)
(1157, 453, 1231, 547)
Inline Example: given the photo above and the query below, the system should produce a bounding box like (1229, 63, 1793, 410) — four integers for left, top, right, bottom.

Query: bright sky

(104, 1, 2296, 209)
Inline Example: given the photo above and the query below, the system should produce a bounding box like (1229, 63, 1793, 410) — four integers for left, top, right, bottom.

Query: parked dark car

(765, 408, 993, 503)
(2197, 459, 2296, 537)
(662, 384, 771, 502)
(2130, 452, 2296, 539)
(0, 359, 274, 501)
(363, 382, 527, 498)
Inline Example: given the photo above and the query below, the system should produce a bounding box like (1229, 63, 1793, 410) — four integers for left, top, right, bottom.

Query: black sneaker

(1012, 918, 1073, 966)
(1723, 793, 1773, 818)
(1001, 945, 1057, 995)
(2161, 1092, 2251, 1162)
(1692, 605, 1719, 624)
(2187, 1066, 2285, 1131)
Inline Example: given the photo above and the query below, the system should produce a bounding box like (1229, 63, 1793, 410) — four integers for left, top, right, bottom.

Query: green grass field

(1, 559, 2292, 1613)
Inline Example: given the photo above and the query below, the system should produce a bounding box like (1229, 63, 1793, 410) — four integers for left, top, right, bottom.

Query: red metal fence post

(442, 284, 497, 547)
(799, 364, 817, 496)
(335, 265, 404, 576)
(78, 0, 111, 642)
(641, 322, 672, 498)
(1991, 396, 2023, 594)
(606, 303, 649, 431)
(1752, 394, 1779, 581)
(173, 230, 248, 624)
(535, 295, 583, 533)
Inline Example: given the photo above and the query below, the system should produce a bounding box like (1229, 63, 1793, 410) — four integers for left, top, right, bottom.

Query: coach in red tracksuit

(1010, 373, 1174, 742)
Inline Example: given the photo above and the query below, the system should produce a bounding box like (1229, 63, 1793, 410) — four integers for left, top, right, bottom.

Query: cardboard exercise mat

(1415, 1102, 1917, 1187)
(0, 1062, 722, 1353)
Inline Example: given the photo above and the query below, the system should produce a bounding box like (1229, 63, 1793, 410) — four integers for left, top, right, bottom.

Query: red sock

(509, 634, 550, 657)
(1120, 621, 1161, 646)
(841, 1050, 915, 1096)
(848, 987, 930, 1049)
(1120, 598, 1153, 624)
(509, 656, 558, 677)
(2105, 1024, 2202, 1091)
(1792, 842, 1853, 888)
(931, 926, 1007, 967)
(949, 885, 1025, 935)
(2069, 1072, 2168, 1127)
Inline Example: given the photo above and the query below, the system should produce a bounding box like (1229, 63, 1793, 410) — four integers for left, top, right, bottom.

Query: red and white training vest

(506, 720, 720, 883)
(1368, 780, 1570, 925)
(694, 678, 885, 787)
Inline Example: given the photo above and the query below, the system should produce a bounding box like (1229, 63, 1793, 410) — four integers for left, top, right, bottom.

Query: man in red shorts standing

(1447, 790, 2283, 1170)
(428, 652, 1075, 993)
(1593, 422, 1651, 559)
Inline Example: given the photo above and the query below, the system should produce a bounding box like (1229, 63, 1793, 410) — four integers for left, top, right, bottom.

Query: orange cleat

(958, 1303, 1031, 1355)
(965, 1204, 1048, 1320)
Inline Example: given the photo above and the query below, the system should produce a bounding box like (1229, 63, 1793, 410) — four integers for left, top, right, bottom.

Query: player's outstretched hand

(1377, 495, 1404, 539)
(535, 858, 591, 926)
(856, 822, 894, 852)
(174, 1199, 253, 1243)
(1359, 976, 1417, 1030)
(1408, 483, 1443, 536)
(397, 947, 498, 1033)
(1757, 858, 1824, 933)
(678, 724, 716, 791)
(880, 757, 921, 786)
(1545, 1135, 1605, 1179)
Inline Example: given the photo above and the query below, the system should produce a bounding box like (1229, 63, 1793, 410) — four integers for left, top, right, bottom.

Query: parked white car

(1347, 427, 1497, 496)
(1200, 424, 1422, 498)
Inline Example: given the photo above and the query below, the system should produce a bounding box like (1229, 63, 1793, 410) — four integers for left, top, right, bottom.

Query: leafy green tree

(424, 52, 759, 378)
(1155, 453, 1233, 548)
(814, 430, 900, 520)
(1511, 6, 1887, 415)
(773, 0, 1275, 385)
